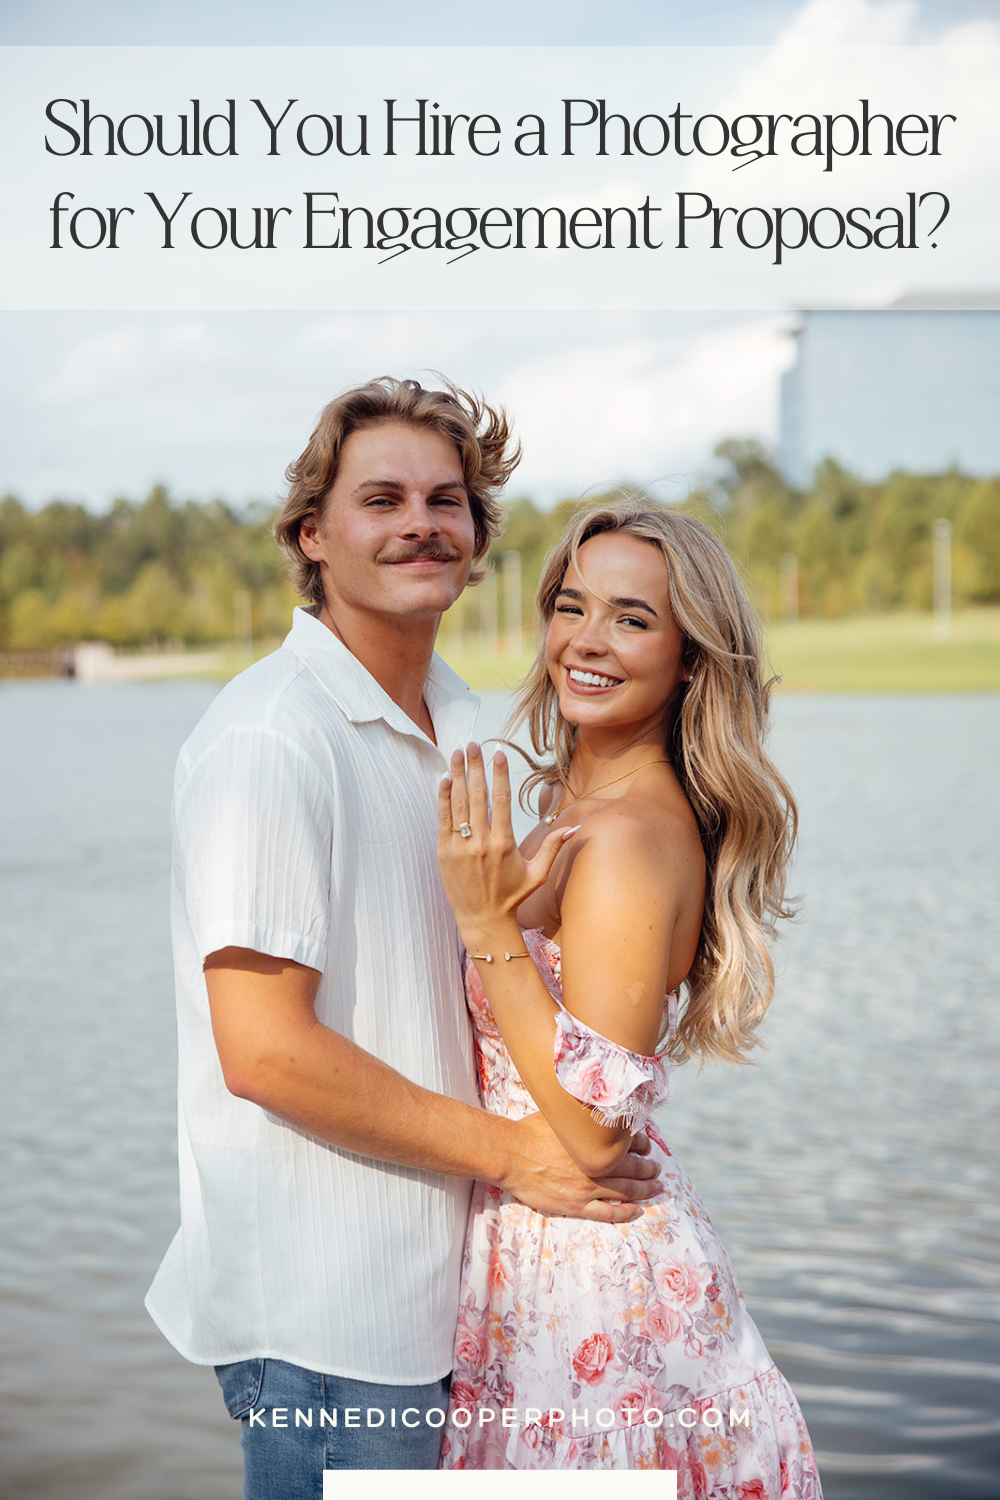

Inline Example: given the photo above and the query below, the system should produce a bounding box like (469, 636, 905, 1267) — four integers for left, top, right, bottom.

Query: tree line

(1, 443, 998, 653)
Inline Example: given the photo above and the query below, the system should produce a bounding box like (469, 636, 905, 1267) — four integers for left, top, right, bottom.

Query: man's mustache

(378, 544, 464, 564)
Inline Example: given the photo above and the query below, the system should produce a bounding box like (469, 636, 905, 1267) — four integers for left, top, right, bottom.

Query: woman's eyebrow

(556, 585, 658, 617)
(611, 596, 658, 616)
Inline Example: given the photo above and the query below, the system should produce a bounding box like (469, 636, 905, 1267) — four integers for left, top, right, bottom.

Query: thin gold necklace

(542, 758, 670, 824)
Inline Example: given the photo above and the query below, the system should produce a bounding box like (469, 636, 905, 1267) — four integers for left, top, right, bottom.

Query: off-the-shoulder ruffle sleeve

(553, 1007, 673, 1133)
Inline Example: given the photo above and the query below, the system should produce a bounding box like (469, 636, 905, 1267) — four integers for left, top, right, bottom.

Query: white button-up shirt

(146, 607, 480, 1382)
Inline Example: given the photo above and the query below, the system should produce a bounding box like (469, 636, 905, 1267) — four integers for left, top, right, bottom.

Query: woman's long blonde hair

(509, 498, 797, 1065)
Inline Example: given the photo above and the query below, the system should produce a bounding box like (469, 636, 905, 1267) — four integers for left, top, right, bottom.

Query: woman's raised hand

(437, 744, 577, 934)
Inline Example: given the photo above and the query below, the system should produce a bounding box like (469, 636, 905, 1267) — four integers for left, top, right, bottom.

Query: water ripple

(1, 683, 998, 1498)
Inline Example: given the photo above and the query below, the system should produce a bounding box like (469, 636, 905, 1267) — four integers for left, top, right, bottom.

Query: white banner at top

(1, 44, 996, 310)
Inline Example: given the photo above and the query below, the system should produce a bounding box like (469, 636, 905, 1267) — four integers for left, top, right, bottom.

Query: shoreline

(1, 607, 999, 694)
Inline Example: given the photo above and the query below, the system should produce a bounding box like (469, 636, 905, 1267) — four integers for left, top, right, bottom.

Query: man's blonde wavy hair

(275, 376, 520, 606)
(510, 498, 798, 1066)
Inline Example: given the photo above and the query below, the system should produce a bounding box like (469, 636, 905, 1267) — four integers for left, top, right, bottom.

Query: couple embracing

(146, 376, 823, 1497)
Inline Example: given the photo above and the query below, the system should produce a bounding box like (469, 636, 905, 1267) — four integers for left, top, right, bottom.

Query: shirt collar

(282, 606, 478, 749)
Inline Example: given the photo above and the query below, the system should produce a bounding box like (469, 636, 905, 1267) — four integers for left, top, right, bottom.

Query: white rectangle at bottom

(324, 1473, 676, 1499)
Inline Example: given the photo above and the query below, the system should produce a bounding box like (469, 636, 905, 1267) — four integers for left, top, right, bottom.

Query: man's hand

(204, 948, 662, 1216)
(498, 1113, 662, 1223)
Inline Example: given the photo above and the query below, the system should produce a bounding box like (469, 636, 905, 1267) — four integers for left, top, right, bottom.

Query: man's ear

(298, 516, 323, 561)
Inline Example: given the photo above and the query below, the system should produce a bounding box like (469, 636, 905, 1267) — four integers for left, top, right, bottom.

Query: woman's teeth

(568, 669, 620, 688)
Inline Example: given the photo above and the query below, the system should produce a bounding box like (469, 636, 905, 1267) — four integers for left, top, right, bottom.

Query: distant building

(779, 298, 1000, 488)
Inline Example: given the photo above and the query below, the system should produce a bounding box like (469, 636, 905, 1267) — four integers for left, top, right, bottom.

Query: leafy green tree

(7, 588, 57, 649)
(122, 560, 189, 644)
(868, 473, 939, 610)
(0, 539, 45, 598)
(956, 478, 1000, 603)
(0, 459, 996, 656)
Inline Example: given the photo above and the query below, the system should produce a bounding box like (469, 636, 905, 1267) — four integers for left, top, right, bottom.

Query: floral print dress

(439, 929, 824, 1496)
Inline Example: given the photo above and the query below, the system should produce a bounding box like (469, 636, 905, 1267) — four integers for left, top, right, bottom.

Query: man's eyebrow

(556, 586, 658, 617)
(349, 477, 469, 498)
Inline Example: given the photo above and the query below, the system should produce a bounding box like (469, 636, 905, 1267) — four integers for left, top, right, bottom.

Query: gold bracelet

(467, 950, 531, 964)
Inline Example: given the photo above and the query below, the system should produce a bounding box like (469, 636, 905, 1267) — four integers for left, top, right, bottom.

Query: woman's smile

(546, 531, 689, 735)
(564, 666, 625, 693)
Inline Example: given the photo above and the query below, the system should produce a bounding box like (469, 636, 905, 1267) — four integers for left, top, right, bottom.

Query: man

(146, 376, 658, 1491)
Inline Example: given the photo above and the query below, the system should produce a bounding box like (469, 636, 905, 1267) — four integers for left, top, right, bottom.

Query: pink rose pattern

(441, 930, 824, 1494)
(572, 1332, 616, 1385)
(552, 1003, 671, 1132)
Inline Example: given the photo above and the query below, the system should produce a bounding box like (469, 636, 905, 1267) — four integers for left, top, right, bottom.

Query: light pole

(479, 570, 498, 657)
(932, 519, 952, 643)
(780, 553, 799, 626)
(502, 550, 523, 656)
(234, 589, 253, 659)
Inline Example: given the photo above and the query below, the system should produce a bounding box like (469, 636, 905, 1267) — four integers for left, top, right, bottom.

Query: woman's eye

(620, 615, 648, 629)
(555, 604, 583, 616)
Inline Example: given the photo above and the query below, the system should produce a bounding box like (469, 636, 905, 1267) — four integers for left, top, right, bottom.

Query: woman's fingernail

(562, 824, 582, 838)
(494, 750, 507, 766)
(440, 776, 452, 791)
(468, 742, 481, 758)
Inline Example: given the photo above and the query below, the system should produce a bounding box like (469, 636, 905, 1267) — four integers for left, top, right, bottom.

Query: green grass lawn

(438, 609, 1000, 695)
(765, 609, 1000, 693)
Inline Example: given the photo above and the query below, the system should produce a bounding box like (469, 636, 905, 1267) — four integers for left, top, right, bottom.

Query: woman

(435, 499, 823, 1494)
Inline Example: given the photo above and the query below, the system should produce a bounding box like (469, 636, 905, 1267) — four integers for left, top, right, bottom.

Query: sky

(1, 0, 996, 512)
(0, 309, 796, 510)
(2, 0, 998, 45)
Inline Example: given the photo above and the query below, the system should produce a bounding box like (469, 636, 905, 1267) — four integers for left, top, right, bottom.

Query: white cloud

(768, 0, 1000, 47)
(497, 317, 796, 501)
(40, 326, 146, 401)
(775, 0, 917, 46)
(938, 20, 1000, 44)
(39, 320, 223, 404)
(292, 313, 473, 372)
(164, 321, 219, 357)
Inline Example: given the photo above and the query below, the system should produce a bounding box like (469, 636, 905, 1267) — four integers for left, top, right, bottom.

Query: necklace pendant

(543, 813, 555, 825)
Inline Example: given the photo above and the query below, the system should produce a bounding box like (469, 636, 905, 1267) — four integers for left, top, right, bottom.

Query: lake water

(1, 678, 998, 1499)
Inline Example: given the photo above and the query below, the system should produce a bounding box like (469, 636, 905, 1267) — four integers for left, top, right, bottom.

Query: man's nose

(399, 499, 441, 538)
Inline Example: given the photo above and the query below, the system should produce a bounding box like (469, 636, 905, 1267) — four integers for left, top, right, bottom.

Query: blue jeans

(215, 1357, 449, 1491)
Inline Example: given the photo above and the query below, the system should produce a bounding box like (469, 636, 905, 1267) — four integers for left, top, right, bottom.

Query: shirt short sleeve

(174, 724, 334, 971)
